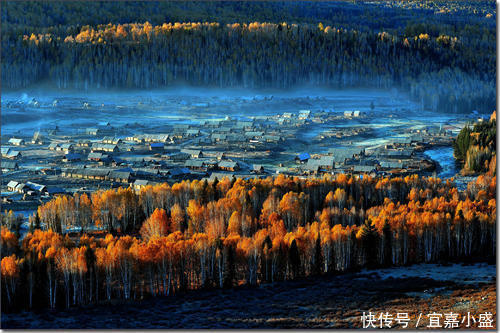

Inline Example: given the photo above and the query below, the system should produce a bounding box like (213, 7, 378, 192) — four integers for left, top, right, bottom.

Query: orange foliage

(140, 208, 170, 240)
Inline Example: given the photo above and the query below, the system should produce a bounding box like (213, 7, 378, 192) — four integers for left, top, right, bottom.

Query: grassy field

(2, 263, 495, 329)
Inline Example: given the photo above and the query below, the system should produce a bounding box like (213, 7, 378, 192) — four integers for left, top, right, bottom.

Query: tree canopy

(1, 1, 496, 113)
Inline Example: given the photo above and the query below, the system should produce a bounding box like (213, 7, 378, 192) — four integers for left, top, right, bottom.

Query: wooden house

(218, 161, 239, 171)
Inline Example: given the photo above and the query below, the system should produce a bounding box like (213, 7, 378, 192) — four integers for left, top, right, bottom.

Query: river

(424, 146, 460, 179)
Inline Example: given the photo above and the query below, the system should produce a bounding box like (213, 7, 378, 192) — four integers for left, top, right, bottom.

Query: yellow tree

(333, 188, 347, 209)
(55, 247, 74, 308)
(140, 208, 170, 241)
(279, 191, 301, 230)
(95, 246, 114, 301)
(170, 203, 185, 232)
(187, 200, 205, 236)
(227, 211, 242, 235)
(1, 227, 18, 257)
(193, 233, 210, 287)
(1, 254, 20, 306)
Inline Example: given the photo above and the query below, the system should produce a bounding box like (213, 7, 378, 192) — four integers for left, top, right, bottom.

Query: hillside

(1, 1, 496, 113)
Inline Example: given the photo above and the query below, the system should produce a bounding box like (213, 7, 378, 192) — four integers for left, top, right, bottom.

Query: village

(1, 99, 467, 217)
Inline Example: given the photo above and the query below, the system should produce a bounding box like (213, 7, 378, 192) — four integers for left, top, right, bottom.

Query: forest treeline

(3, 1, 494, 33)
(2, 6, 496, 113)
(2, 167, 496, 312)
(454, 112, 496, 174)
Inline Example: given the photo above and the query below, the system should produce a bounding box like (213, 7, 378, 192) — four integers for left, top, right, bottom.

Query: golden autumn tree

(1, 254, 20, 306)
(1, 227, 18, 257)
(186, 199, 205, 236)
(279, 191, 302, 230)
(140, 208, 170, 241)
(170, 203, 185, 233)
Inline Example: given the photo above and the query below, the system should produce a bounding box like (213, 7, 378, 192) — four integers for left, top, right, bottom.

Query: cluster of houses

(343, 110, 364, 118)
(296, 136, 434, 176)
(1, 107, 456, 209)
(6, 180, 65, 197)
(56, 161, 266, 193)
(85, 122, 115, 136)
(200, 118, 285, 146)
(61, 168, 136, 184)
(319, 127, 370, 140)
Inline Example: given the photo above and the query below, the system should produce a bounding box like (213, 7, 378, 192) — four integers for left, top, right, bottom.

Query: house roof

(108, 171, 132, 180)
(65, 168, 109, 178)
(150, 142, 164, 148)
(7, 181, 19, 188)
(353, 165, 376, 173)
(262, 135, 281, 141)
(306, 159, 321, 167)
(64, 153, 82, 160)
(143, 134, 169, 141)
(2, 161, 18, 169)
(6, 151, 21, 158)
(245, 131, 264, 137)
(211, 134, 227, 140)
(8, 138, 24, 144)
(380, 161, 404, 169)
(26, 181, 46, 192)
(318, 156, 335, 167)
(303, 162, 320, 171)
(116, 167, 134, 173)
(168, 167, 191, 176)
(237, 121, 253, 126)
(185, 159, 205, 167)
(92, 143, 118, 150)
(181, 149, 202, 155)
(82, 169, 110, 177)
(200, 158, 218, 166)
(47, 187, 66, 194)
(134, 179, 151, 186)
(209, 172, 235, 181)
(297, 153, 311, 161)
(134, 167, 160, 175)
(111, 157, 125, 163)
(219, 161, 238, 168)
(329, 147, 363, 158)
(227, 134, 246, 142)
(168, 152, 190, 160)
(88, 152, 104, 159)
(379, 150, 412, 158)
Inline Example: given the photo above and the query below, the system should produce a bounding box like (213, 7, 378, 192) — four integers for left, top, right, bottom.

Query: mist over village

(0, 1, 496, 329)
